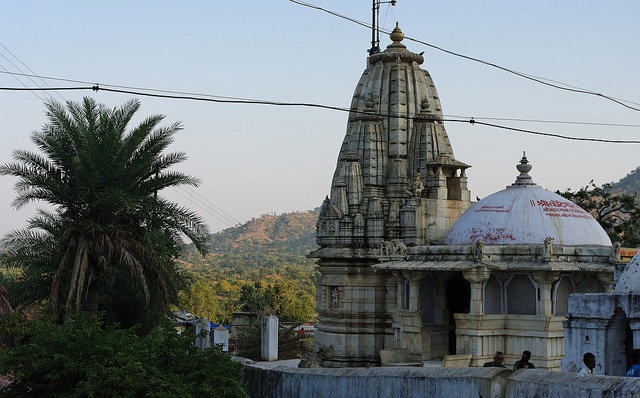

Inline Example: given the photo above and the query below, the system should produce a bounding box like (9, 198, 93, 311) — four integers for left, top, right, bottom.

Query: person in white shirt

(578, 352, 596, 375)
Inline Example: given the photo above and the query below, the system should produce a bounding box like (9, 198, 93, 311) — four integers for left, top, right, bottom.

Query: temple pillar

(532, 272, 560, 317)
(462, 267, 491, 315)
(406, 272, 420, 312)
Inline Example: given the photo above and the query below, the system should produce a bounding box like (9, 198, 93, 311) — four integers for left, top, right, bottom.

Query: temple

(306, 24, 618, 370)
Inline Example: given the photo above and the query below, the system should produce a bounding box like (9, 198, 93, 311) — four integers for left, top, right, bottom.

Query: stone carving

(543, 237, 553, 261)
(331, 287, 340, 308)
(474, 239, 484, 261)
(327, 221, 336, 236)
(410, 170, 424, 197)
(381, 239, 407, 256)
(610, 242, 621, 263)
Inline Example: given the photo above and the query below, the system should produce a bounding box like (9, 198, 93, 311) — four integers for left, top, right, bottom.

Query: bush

(0, 313, 248, 397)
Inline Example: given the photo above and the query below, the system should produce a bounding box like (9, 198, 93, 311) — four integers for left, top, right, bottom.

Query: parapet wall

(243, 365, 640, 398)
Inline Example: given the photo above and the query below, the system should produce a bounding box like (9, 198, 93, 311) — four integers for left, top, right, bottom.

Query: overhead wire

(288, 0, 640, 112)
(0, 80, 639, 144)
(4, 69, 640, 129)
(173, 186, 242, 227)
(0, 60, 44, 102)
(0, 41, 66, 102)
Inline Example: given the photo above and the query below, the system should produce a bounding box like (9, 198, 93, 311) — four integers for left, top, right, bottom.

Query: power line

(289, 0, 640, 113)
(445, 118, 640, 144)
(173, 186, 242, 227)
(1, 82, 639, 145)
(3, 70, 640, 129)
(0, 41, 66, 102)
(171, 187, 238, 230)
(0, 60, 44, 102)
(443, 114, 640, 128)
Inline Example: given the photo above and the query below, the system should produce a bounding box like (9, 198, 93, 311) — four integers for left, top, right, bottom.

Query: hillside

(179, 209, 319, 282)
(612, 166, 640, 196)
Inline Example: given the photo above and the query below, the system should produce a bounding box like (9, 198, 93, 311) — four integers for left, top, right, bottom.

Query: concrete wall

(243, 366, 640, 398)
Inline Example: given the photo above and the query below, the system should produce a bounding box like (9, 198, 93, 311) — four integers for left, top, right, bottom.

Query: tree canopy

(557, 181, 640, 247)
(0, 312, 247, 397)
(0, 97, 209, 327)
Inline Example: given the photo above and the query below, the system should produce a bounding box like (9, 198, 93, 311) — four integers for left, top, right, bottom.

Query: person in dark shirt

(627, 349, 640, 377)
(483, 351, 506, 368)
(513, 350, 535, 370)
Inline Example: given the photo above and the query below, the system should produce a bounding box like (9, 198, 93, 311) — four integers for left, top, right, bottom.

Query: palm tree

(0, 97, 209, 327)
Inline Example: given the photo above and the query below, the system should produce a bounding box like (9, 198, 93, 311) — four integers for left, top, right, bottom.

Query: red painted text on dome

(474, 205, 509, 213)
(529, 199, 579, 208)
(529, 199, 594, 219)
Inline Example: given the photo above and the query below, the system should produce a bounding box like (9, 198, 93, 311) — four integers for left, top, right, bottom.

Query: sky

(1, 1, 640, 237)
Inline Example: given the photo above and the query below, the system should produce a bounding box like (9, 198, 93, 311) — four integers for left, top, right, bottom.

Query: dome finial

(511, 152, 536, 187)
(390, 22, 404, 43)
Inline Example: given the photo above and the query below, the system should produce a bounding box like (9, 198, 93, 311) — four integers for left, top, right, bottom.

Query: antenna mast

(369, 0, 397, 55)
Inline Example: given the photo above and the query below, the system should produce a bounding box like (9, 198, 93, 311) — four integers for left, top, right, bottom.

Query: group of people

(482, 350, 534, 370)
(482, 349, 640, 377)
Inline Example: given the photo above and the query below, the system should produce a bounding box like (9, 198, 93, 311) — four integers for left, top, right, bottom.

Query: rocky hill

(179, 209, 319, 281)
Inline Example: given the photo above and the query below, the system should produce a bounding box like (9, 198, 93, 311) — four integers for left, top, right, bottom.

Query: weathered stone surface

(243, 365, 640, 398)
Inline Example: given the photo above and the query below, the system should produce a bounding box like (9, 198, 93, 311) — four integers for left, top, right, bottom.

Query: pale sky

(1, 1, 640, 237)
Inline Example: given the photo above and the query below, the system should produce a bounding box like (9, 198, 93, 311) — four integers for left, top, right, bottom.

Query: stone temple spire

(314, 24, 471, 254)
(308, 25, 473, 368)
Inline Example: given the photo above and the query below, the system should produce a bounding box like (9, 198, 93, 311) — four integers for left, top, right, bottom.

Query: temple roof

(444, 154, 612, 247)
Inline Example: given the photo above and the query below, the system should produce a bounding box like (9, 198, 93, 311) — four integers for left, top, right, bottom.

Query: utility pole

(368, 0, 397, 55)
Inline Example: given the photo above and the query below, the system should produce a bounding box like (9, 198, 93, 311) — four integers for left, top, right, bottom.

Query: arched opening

(505, 274, 537, 315)
(484, 274, 503, 314)
(403, 278, 410, 310)
(446, 274, 470, 354)
(553, 275, 575, 316)
(419, 275, 438, 324)
(578, 275, 605, 293)
(606, 308, 629, 376)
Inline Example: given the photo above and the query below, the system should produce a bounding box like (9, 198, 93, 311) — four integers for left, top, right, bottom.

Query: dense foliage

(0, 312, 247, 397)
(557, 181, 640, 247)
(0, 98, 209, 328)
(177, 210, 319, 323)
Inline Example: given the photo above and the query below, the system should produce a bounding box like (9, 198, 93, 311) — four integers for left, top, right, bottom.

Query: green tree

(238, 280, 315, 322)
(179, 278, 221, 322)
(557, 181, 640, 247)
(239, 281, 269, 313)
(0, 97, 209, 327)
(0, 312, 247, 397)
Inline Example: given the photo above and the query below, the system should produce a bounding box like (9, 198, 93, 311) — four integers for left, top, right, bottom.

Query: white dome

(615, 253, 640, 294)
(444, 155, 612, 247)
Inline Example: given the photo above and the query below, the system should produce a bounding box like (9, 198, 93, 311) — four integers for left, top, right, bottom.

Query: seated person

(483, 351, 505, 368)
(627, 349, 640, 377)
(513, 350, 535, 370)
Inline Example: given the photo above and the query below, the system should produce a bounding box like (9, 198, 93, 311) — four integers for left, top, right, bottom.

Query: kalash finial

(390, 22, 404, 43)
(511, 151, 537, 187)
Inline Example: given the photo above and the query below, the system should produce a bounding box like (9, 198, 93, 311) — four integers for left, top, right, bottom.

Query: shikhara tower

(306, 23, 616, 370)
(307, 24, 472, 367)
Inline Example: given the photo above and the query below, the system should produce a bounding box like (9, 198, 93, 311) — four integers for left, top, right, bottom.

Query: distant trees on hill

(177, 210, 319, 323)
